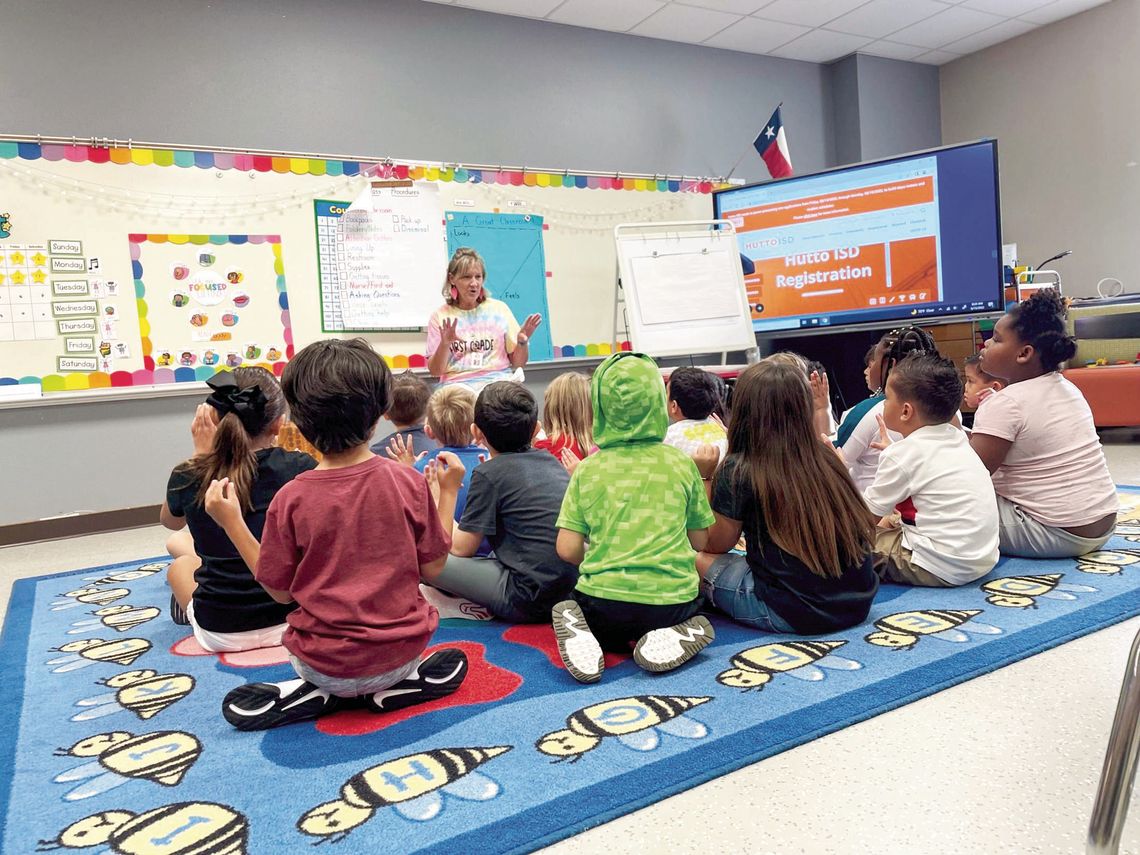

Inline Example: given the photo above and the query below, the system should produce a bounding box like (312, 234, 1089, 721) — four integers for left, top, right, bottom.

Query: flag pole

(726, 102, 783, 182)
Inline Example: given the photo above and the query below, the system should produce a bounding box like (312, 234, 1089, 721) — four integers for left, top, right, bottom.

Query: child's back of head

(475, 382, 538, 453)
(282, 339, 391, 454)
(542, 372, 592, 453)
(591, 352, 667, 448)
(386, 371, 432, 428)
(888, 352, 962, 426)
(427, 384, 477, 448)
(667, 366, 724, 422)
(872, 325, 939, 392)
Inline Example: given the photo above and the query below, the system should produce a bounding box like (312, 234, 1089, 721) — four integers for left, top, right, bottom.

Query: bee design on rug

(297, 746, 512, 840)
(53, 730, 203, 800)
(1077, 550, 1140, 576)
(47, 639, 151, 673)
(981, 574, 1097, 608)
(67, 605, 161, 635)
(864, 609, 1001, 650)
(72, 669, 196, 721)
(36, 802, 247, 854)
(716, 640, 861, 690)
(50, 588, 131, 612)
(1117, 523, 1140, 544)
(536, 695, 711, 761)
(82, 563, 168, 586)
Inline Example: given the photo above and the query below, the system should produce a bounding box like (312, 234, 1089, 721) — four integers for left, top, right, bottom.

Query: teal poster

(445, 212, 554, 363)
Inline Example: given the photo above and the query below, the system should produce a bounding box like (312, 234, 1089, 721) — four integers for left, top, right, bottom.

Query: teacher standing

(426, 247, 542, 386)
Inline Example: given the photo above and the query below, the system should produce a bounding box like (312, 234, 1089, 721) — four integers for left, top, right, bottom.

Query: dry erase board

(0, 138, 718, 398)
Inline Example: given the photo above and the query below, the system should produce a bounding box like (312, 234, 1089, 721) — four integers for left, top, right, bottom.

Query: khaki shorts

(873, 525, 954, 588)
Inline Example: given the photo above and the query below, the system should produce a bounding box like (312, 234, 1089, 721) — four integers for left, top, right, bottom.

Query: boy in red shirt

(206, 338, 467, 730)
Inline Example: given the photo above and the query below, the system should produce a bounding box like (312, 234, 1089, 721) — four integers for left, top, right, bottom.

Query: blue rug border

(0, 555, 168, 847)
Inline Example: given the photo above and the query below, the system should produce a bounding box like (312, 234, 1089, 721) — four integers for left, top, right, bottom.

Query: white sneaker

(551, 600, 604, 683)
(633, 616, 715, 673)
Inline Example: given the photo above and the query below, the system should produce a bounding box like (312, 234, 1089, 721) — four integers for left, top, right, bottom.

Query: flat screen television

(712, 140, 1003, 334)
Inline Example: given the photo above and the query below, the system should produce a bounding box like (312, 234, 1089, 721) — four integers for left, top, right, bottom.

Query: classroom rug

(3, 489, 1140, 855)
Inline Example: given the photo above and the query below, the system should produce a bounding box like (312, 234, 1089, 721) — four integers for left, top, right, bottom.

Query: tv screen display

(713, 140, 1003, 334)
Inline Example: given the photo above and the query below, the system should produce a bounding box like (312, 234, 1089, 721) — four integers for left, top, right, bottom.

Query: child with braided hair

(971, 289, 1117, 557)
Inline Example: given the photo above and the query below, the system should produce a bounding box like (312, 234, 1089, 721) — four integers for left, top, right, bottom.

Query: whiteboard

(615, 222, 756, 358)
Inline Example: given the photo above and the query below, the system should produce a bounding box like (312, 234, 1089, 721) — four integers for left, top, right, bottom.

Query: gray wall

(941, 0, 1137, 298)
(0, 0, 942, 527)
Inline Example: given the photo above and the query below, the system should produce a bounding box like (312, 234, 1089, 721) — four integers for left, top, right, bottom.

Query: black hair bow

(205, 371, 267, 432)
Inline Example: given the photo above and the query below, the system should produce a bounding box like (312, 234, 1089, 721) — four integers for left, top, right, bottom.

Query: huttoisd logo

(0, 212, 11, 239)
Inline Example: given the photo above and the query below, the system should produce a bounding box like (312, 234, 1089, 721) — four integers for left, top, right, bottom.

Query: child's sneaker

(364, 648, 468, 713)
(633, 615, 715, 673)
(222, 679, 340, 731)
(169, 593, 189, 626)
(551, 600, 604, 683)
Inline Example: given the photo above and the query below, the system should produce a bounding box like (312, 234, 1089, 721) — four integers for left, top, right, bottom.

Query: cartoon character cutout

(68, 605, 161, 635)
(864, 609, 1001, 650)
(189, 313, 208, 327)
(225, 352, 242, 369)
(222, 312, 238, 327)
(51, 587, 131, 611)
(266, 347, 282, 362)
(203, 350, 219, 366)
(1078, 550, 1140, 575)
(536, 695, 711, 761)
(981, 574, 1097, 608)
(53, 730, 202, 800)
(156, 351, 174, 368)
(37, 802, 247, 855)
(717, 640, 861, 690)
(226, 270, 244, 285)
(47, 638, 151, 673)
(179, 351, 197, 367)
(72, 669, 196, 722)
(0, 212, 11, 238)
(171, 293, 189, 307)
(297, 746, 511, 841)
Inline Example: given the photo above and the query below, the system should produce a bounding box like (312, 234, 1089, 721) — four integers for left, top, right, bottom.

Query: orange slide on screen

(732, 177, 935, 232)
(746, 236, 938, 319)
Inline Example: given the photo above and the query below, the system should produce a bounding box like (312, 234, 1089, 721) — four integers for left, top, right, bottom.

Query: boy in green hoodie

(552, 352, 716, 683)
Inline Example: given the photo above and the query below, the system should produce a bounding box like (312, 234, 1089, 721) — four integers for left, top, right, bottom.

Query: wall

(941, 0, 1139, 298)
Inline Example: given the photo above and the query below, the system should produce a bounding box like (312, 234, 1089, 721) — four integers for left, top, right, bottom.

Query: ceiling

(423, 0, 1111, 65)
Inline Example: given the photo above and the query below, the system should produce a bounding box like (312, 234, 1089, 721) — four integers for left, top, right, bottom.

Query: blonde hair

(427, 384, 476, 447)
(442, 247, 488, 307)
(764, 351, 809, 374)
(543, 372, 592, 454)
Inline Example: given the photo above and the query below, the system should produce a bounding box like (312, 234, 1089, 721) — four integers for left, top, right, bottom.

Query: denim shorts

(702, 552, 795, 633)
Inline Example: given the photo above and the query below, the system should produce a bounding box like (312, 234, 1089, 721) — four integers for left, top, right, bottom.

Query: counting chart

(314, 199, 350, 333)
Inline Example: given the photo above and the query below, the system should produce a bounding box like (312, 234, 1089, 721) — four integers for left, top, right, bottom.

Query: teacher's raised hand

(440, 317, 459, 344)
(519, 313, 542, 343)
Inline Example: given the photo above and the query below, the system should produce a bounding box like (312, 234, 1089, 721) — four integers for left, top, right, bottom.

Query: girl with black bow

(160, 368, 317, 652)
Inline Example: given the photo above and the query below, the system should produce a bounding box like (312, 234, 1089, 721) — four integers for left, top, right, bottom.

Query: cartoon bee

(72, 669, 196, 721)
(82, 563, 168, 586)
(864, 609, 1001, 650)
(37, 802, 247, 854)
(1078, 550, 1140, 575)
(51, 587, 131, 611)
(536, 695, 711, 761)
(68, 605, 161, 635)
(297, 746, 511, 840)
(981, 574, 1097, 608)
(53, 730, 202, 799)
(47, 638, 151, 673)
(717, 640, 861, 690)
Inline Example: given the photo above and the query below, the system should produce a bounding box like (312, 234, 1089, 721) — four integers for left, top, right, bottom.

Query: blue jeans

(703, 553, 795, 633)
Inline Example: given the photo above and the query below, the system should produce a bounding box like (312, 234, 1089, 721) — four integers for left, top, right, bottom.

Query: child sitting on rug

(370, 371, 440, 458)
(161, 367, 315, 652)
(533, 371, 593, 472)
(206, 339, 466, 731)
(422, 382, 579, 622)
(693, 359, 877, 633)
(962, 352, 1004, 410)
(864, 353, 999, 586)
(970, 288, 1118, 558)
(551, 351, 716, 683)
(663, 367, 729, 462)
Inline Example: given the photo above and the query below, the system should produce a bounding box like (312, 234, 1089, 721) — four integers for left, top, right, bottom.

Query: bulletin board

(0, 137, 722, 399)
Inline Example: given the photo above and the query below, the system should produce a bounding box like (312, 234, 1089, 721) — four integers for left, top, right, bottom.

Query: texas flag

(753, 105, 794, 179)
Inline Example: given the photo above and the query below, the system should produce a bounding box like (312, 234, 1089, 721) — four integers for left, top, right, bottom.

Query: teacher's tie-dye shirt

(426, 298, 520, 384)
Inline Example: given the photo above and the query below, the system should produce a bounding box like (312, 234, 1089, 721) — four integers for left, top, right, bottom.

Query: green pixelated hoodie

(556, 352, 714, 605)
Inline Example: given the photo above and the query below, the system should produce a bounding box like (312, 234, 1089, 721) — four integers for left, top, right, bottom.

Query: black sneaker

(551, 600, 604, 684)
(169, 594, 190, 626)
(222, 679, 339, 731)
(633, 616, 715, 673)
(364, 648, 468, 713)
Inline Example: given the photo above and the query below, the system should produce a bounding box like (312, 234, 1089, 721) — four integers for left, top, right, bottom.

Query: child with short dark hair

(971, 289, 1117, 557)
(370, 371, 440, 457)
(664, 366, 728, 459)
(551, 352, 716, 683)
(962, 353, 1004, 410)
(206, 339, 466, 730)
(422, 382, 578, 622)
(864, 352, 998, 587)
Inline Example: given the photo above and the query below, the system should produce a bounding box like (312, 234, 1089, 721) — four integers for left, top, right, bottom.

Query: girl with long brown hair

(161, 367, 317, 652)
(693, 359, 878, 634)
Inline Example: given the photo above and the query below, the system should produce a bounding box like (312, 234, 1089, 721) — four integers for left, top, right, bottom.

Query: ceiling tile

(959, 0, 1051, 15)
(546, 0, 666, 32)
(629, 3, 744, 42)
(828, 0, 951, 38)
(941, 16, 1036, 51)
(859, 39, 930, 60)
(751, 0, 870, 27)
(886, 5, 1005, 47)
(702, 15, 811, 51)
(452, 0, 564, 16)
(771, 27, 873, 61)
(914, 47, 965, 63)
(1018, 0, 1109, 24)
(679, 0, 771, 13)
